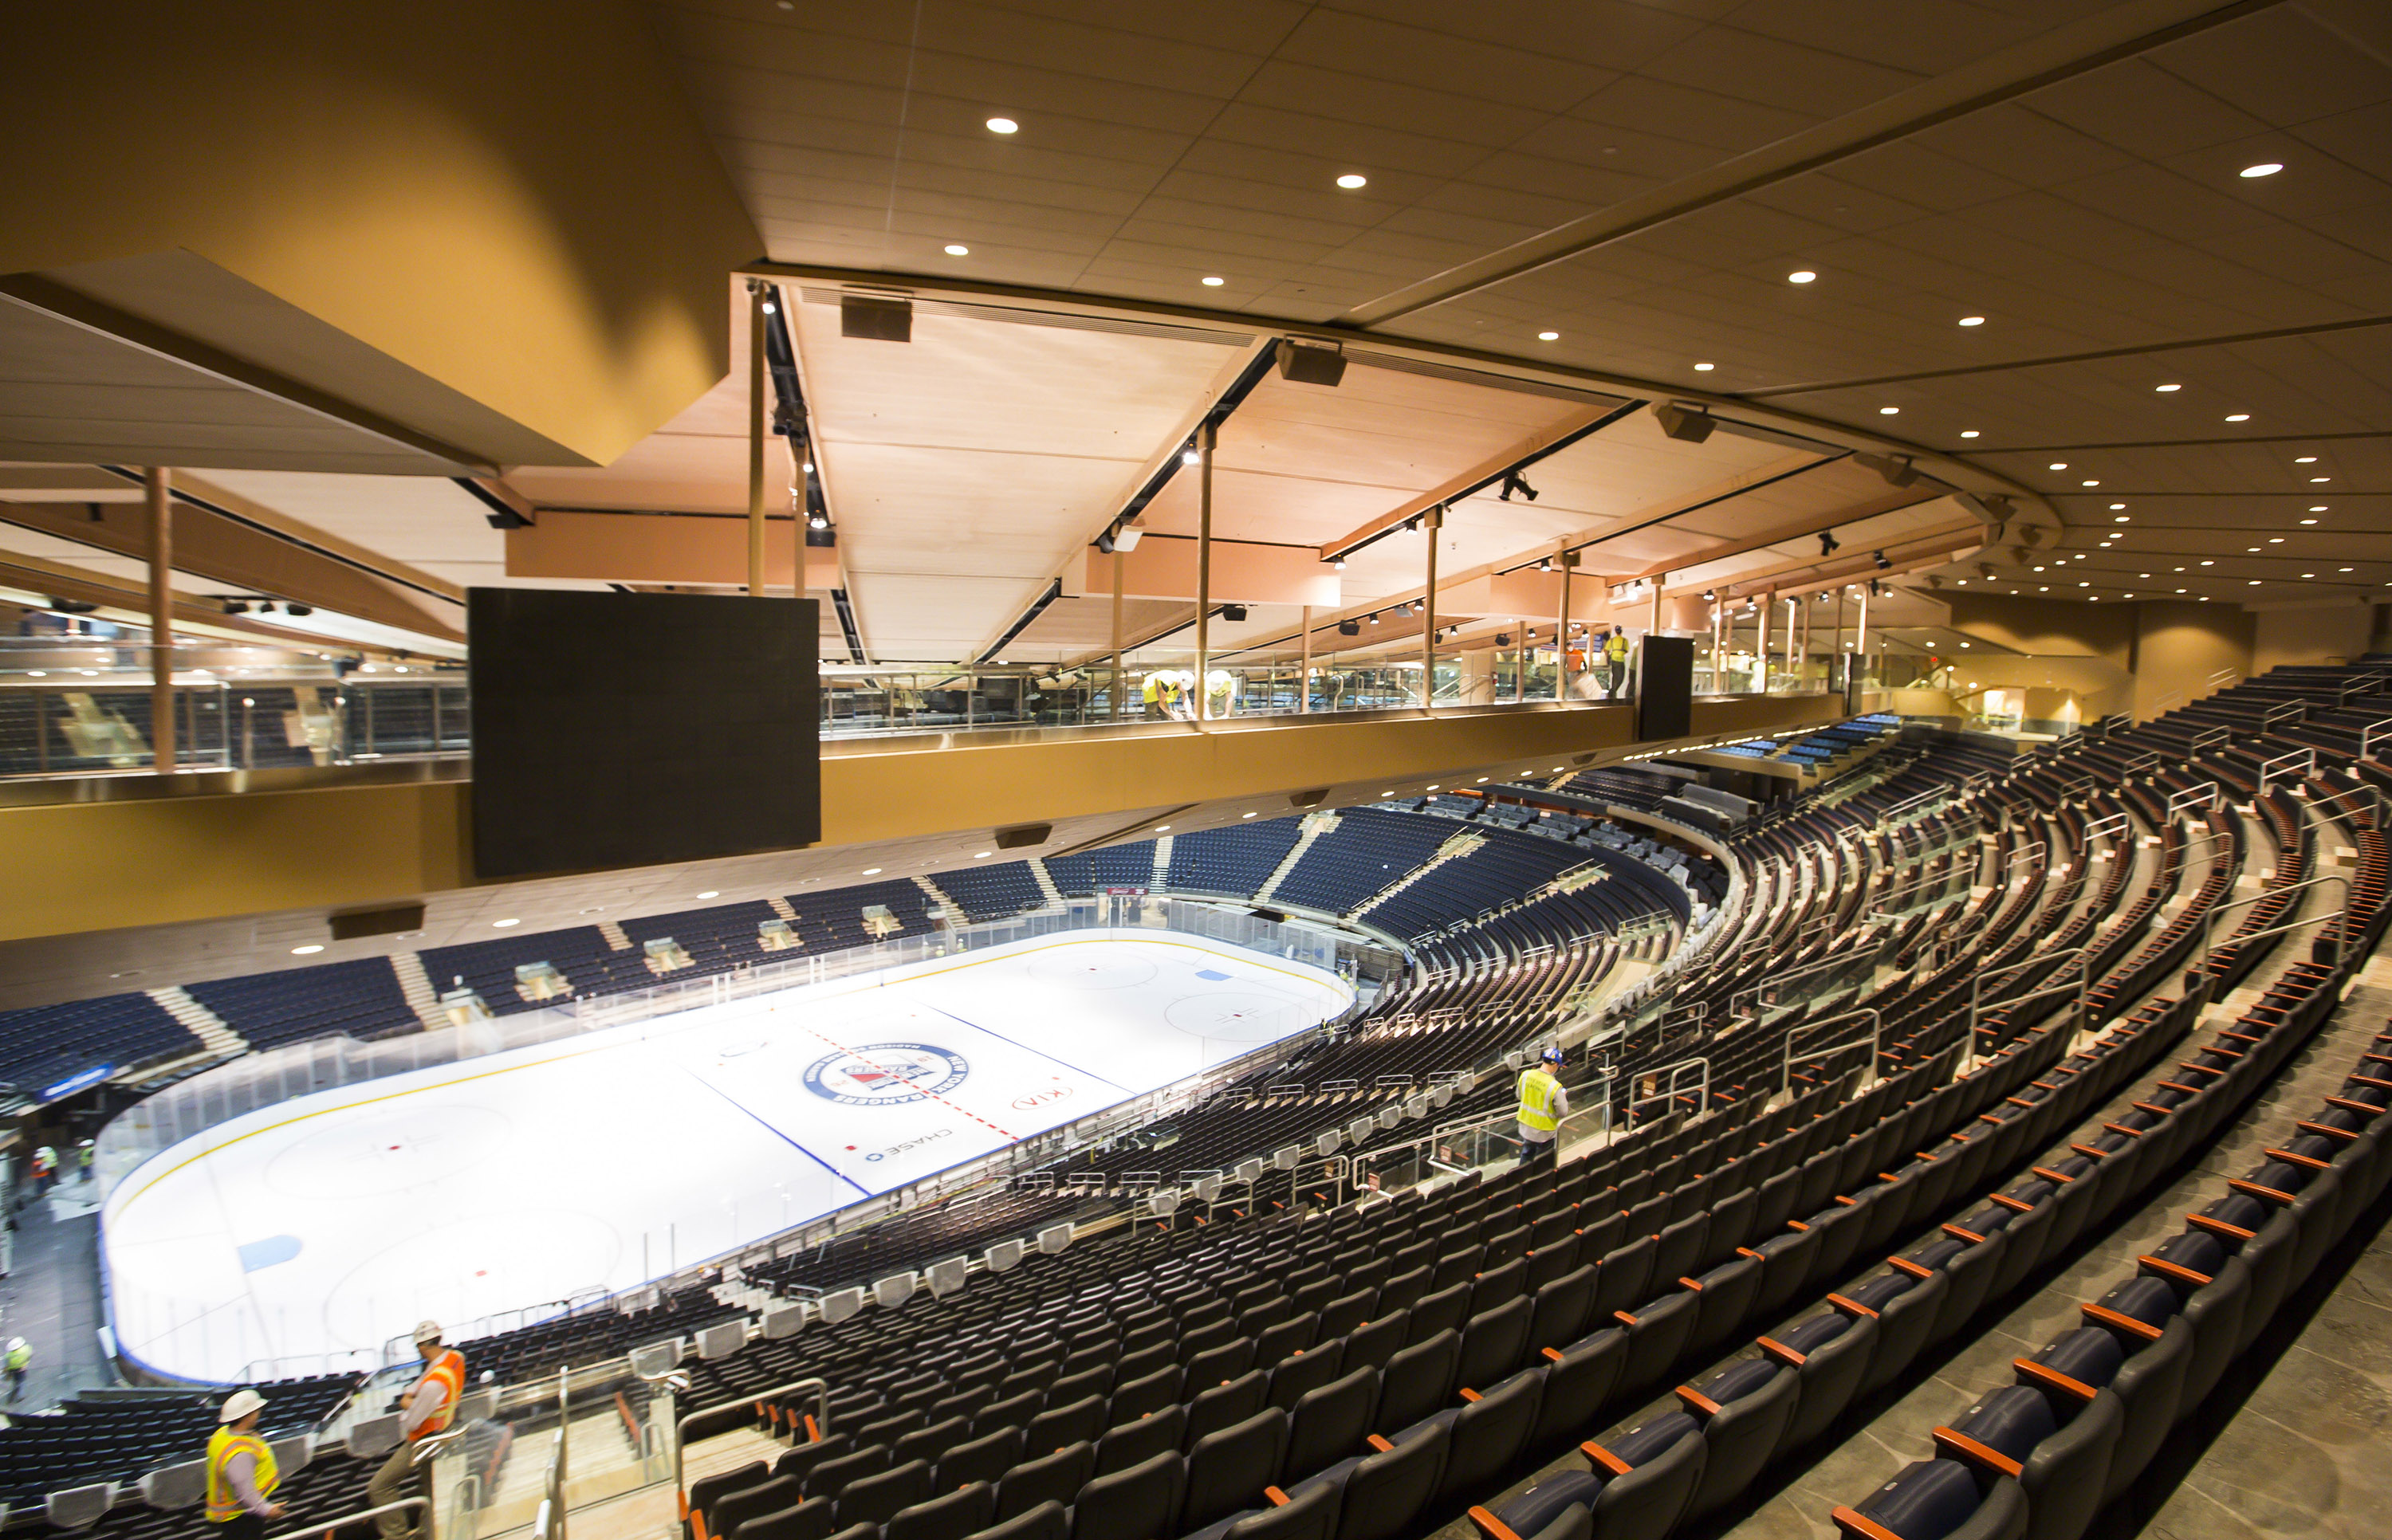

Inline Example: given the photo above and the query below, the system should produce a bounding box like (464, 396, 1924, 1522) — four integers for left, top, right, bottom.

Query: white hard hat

(6, 1338, 22, 1351)
(219, 1389, 266, 1423)
(412, 1320, 443, 1346)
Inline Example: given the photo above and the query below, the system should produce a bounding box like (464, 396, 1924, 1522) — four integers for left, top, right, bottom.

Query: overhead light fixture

(840, 293, 912, 342)
(987, 116, 1019, 134)
(2239, 162, 2282, 178)
(2225, 414, 2251, 422)
(1958, 316, 1985, 327)
(1368, 613, 1381, 625)
(1654, 403, 1715, 442)
(1960, 430, 1980, 438)
(1202, 275, 1226, 286)
(1336, 173, 1367, 189)
(1873, 551, 1891, 570)
(492, 918, 520, 929)
(1537, 557, 1554, 572)
(1787, 270, 1817, 284)
(808, 510, 830, 531)
(1182, 448, 1201, 466)
(2154, 383, 2181, 392)
(2295, 456, 2318, 463)
(1275, 339, 1347, 387)
(1498, 470, 1539, 503)
(291, 945, 325, 956)
(1818, 531, 1841, 557)
(2049, 462, 2068, 470)
(862, 866, 883, 875)
(944, 244, 970, 256)
(1693, 361, 1715, 371)
(1537, 330, 1560, 341)
(1878, 406, 1900, 414)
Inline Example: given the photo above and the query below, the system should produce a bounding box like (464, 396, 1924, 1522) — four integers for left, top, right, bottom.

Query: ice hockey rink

(101, 930, 1353, 1384)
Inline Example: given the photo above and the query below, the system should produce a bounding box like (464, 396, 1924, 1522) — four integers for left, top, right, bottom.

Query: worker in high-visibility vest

(1603, 630, 1632, 698)
(1516, 1047, 1571, 1169)
(3, 1338, 30, 1404)
(207, 1389, 285, 1540)
(367, 1321, 466, 1540)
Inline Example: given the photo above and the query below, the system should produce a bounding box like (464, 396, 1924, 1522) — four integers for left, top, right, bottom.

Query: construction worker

(1603, 630, 1632, 698)
(3, 1338, 29, 1403)
(206, 1389, 285, 1540)
(1515, 1047, 1570, 1169)
(367, 1321, 465, 1540)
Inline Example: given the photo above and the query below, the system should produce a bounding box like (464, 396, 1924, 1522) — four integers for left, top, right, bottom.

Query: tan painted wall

(0, 0, 760, 467)
(2130, 601, 2255, 719)
(1942, 593, 2135, 664)
(2252, 603, 2374, 676)
(0, 694, 1843, 945)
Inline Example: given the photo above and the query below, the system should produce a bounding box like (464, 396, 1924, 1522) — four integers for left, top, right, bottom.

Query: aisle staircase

(766, 895, 800, 923)
(389, 954, 450, 1030)
(914, 875, 966, 927)
(1029, 858, 1067, 909)
(1151, 835, 1177, 888)
(147, 986, 247, 1057)
(1351, 830, 1487, 920)
(596, 919, 634, 952)
(1254, 811, 1340, 902)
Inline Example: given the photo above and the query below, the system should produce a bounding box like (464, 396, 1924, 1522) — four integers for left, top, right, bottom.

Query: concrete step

(1255, 811, 1340, 903)
(913, 876, 965, 927)
(1029, 858, 1066, 908)
(390, 953, 450, 1031)
(146, 986, 246, 1056)
(597, 920, 634, 952)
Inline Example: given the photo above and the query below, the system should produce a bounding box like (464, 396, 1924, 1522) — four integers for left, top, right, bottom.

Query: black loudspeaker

(840, 295, 913, 342)
(1274, 340, 1347, 387)
(468, 589, 820, 879)
(1654, 403, 1715, 443)
(1637, 635, 1695, 741)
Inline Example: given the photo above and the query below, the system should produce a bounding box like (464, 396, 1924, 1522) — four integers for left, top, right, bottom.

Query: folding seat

(1933, 1382, 2121, 1540)
(1186, 1337, 1257, 1388)
(1316, 1291, 1375, 1341)
(1524, 1240, 1582, 1294)
(1526, 1266, 1595, 1355)
(1831, 1460, 2027, 1540)
(1107, 1365, 1182, 1424)
(2035, 1158, 2108, 1258)
(1483, 1225, 1532, 1270)
(1255, 1313, 1318, 1368)
(715, 1477, 808, 1540)
(1377, 1267, 1432, 1314)
(1456, 1297, 1533, 1391)
(882, 1483, 994, 1540)
(1045, 1364, 1112, 1409)
(821, 1523, 878, 1540)
(835, 1461, 933, 1530)
(1682, 1252, 1763, 1359)
(1985, 1191, 2058, 1302)
(1025, 1394, 1106, 1453)
(775, 1436, 856, 1489)
(1703, 1186, 1758, 1267)
(892, 1417, 971, 1472)
(1528, 1327, 1625, 1450)
(1471, 1258, 1529, 1316)
(1181, 1410, 1292, 1533)
(1240, 1298, 1292, 1338)
(1472, 1409, 1705, 1540)
(1749, 1169, 1801, 1241)
(691, 1460, 775, 1540)
(1432, 1246, 1488, 1292)
(1068, 1452, 1186, 1540)
(1589, 1235, 1655, 1323)
(1291, 1277, 1343, 1319)
(1186, 1371, 1269, 1447)
(1267, 1343, 1346, 1412)
(1848, 1174, 1923, 1260)
(1096, 1407, 1186, 1476)
(1180, 1320, 1241, 1366)
(1792, 1149, 1846, 1217)
(1926, 1230, 2011, 1346)
(804, 1447, 891, 1505)
(1623, 1195, 1671, 1243)
(1373, 1330, 1462, 1433)
(1650, 1214, 1709, 1289)
(1764, 1310, 1879, 1455)
(1576, 1208, 1627, 1264)
(1341, 1313, 1409, 1373)
(1422, 1367, 1542, 1503)
(1528, 1208, 1577, 1253)
(1112, 1341, 1174, 1386)
(993, 1443, 1094, 1523)
(1800, 1196, 1873, 1287)
(1284, 1418, 1449, 1540)
(1387, 1238, 1438, 1278)
(732, 1497, 836, 1540)
(1615, 1289, 1699, 1401)
(1344, 1255, 1393, 1294)
(1747, 1224, 1822, 1322)
(972, 1391, 1044, 1440)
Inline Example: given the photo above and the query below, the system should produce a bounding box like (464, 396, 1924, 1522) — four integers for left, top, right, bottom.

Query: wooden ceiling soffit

(1079, 534, 1340, 607)
(506, 509, 840, 590)
(1321, 400, 1642, 560)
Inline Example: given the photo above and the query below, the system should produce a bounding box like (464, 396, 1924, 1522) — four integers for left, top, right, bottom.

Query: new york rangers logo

(802, 1043, 970, 1106)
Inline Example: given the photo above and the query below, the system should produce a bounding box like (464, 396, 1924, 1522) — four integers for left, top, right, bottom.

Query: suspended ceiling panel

(195, 470, 506, 592)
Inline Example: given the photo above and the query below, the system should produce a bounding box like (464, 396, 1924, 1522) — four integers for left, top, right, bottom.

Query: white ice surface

(102, 931, 1351, 1383)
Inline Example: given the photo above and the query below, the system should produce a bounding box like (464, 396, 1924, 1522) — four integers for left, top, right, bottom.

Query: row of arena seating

(0, 1375, 356, 1516)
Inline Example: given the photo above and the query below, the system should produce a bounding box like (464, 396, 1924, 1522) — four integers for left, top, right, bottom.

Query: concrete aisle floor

(0, 1172, 112, 1412)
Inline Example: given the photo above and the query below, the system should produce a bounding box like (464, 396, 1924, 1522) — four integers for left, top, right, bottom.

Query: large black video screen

(468, 589, 820, 879)
(1637, 634, 1694, 741)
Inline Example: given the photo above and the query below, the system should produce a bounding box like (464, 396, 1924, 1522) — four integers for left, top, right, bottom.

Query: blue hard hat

(1541, 1047, 1565, 1065)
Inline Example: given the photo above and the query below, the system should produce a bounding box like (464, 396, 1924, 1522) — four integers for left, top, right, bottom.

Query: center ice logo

(802, 1043, 970, 1106)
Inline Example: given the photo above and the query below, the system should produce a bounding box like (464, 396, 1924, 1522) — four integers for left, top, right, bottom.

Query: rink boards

(101, 930, 1352, 1383)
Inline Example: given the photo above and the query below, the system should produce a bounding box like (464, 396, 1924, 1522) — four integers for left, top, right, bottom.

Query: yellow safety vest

(206, 1428, 277, 1522)
(1516, 1067, 1562, 1133)
(1605, 634, 1630, 662)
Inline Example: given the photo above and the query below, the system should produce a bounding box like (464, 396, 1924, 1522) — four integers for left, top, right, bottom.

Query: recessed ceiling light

(2079, 581, 2090, 587)
(2177, 588, 2187, 594)
(1960, 430, 1980, 438)
(2342, 567, 2355, 572)
(2109, 502, 2126, 509)
(2303, 573, 2316, 578)
(2200, 560, 2213, 566)
(1241, 811, 1257, 818)
(2225, 414, 2250, 422)
(697, 890, 719, 899)
(2268, 536, 2284, 543)
(1694, 361, 1715, 371)
(2240, 163, 2282, 178)
(2295, 456, 2318, 463)
(2154, 383, 2181, 392)
(2248, 546, 2262, 552)
(987, 117, 1019, 134)
(1788, 270, 1817, 284)
(863, 867, 883, 875)
(1538, 330, 1560, 341)
(1957, 316, 1985, 327)
(2300, 518, 2318, 524)
(1336, 173, 1368, 189)
(1155, 825, 1170, 832)
(492, 918, 520, 928)
(1879, 406, 1899, 414)
(2311, 477, 2331, 482)
(2113, 515, 2130, 523)
(2082, 479, 2099, 486)
(2048, 462, 2068, 470)
(974, 851, 992, 858)
(2248, 579, 2261, 586)
(2139, 573, 2152, 578)
(291, 945, 325, 956)
(1201, 275, 1226, 286)
(944, 244, 970, 256)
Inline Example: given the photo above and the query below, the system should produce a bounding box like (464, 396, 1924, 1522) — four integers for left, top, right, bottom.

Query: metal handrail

(264, 1499, 427, 1540)
(1624, 1057, 1709, 1126)
(2206, 667, 2241, 692)
(2080, 810, 2131, 845)
(2261, 700, 2307, 731)
(2189, 725, 2230, 756)
(2359, 717, 2392, 759)
(1969, 946, 2088, 1049)
(1783, 1008, 1880, 1097)
(2166, 783, 2221, 822)
(676, 1377, 826, 1495)
(2198, 874, 2351, 973)
(2256, 747, 2315, 796)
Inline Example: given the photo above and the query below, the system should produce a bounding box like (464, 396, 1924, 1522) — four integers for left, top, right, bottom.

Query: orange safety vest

(406, 1349, 466, 1441)
(206, 1428, 277, 1522)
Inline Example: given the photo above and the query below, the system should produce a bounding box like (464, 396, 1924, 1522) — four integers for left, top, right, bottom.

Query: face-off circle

(801, 1043, 970, 1106)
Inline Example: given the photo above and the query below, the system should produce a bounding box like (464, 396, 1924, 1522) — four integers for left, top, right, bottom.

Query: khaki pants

(368, 1443, 423, 1540)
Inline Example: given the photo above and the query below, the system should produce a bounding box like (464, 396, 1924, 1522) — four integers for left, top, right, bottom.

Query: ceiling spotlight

(1958, 316, 1985, 327)
(2300, 518, 2318, 525)
(2225, 414, 2251, 422)
(2154, 383, 2181, 392)
(1702, 589, 1715, 601)
(1331, 557, 1346, 570)
(1878, 406, 1900, 414)
(759, 299, 777, 315)
(1537, 557, 1555, 572)
(291, 945, 325, 956)
(944, 244, 970, 256)
(697, 890, 720, 900)
(1498, 470, 1539, 503)
(987, 117, 1019, 134)
(1202, 275, 1226, 286)
(1537, 330, 1560, 341)
(2296, 456, 2318, 463)
(1787, 270, 1817, 284)
(1873, 551, 1891, 570)
(808, 510, 830, 530)
(2239, 162, 2282, 178)
(1693, 361, 1715, 371)
(492, 918, 520, 929)
(2049, 462, 2068, 470)
(1336, 173, 1368, 189)
(1819, 531, 1841, 557)
(1368, 613, 1381, 625)
(1182, 448, 1201, 466)
(1960, 430, 1980, 438)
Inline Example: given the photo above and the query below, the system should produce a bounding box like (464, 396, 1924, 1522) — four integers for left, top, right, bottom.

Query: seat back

(1182, 1409, 1292, 1533)
(1068, 1452, 1186, 1540)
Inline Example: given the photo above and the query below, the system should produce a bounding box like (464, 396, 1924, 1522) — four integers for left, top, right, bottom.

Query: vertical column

(1298, 605, 1312, 714)
(1556, 551, 1573, 701)
(146, 468, 174, 772)
(746, 280, 769, 596)
(1194, 421, 1216, 721)
(1420, 506, 1443, 710)
(1857, 585, 1871, 663)
(1757, 590, 1772, 694)
(1111, 550, 1127, 721)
